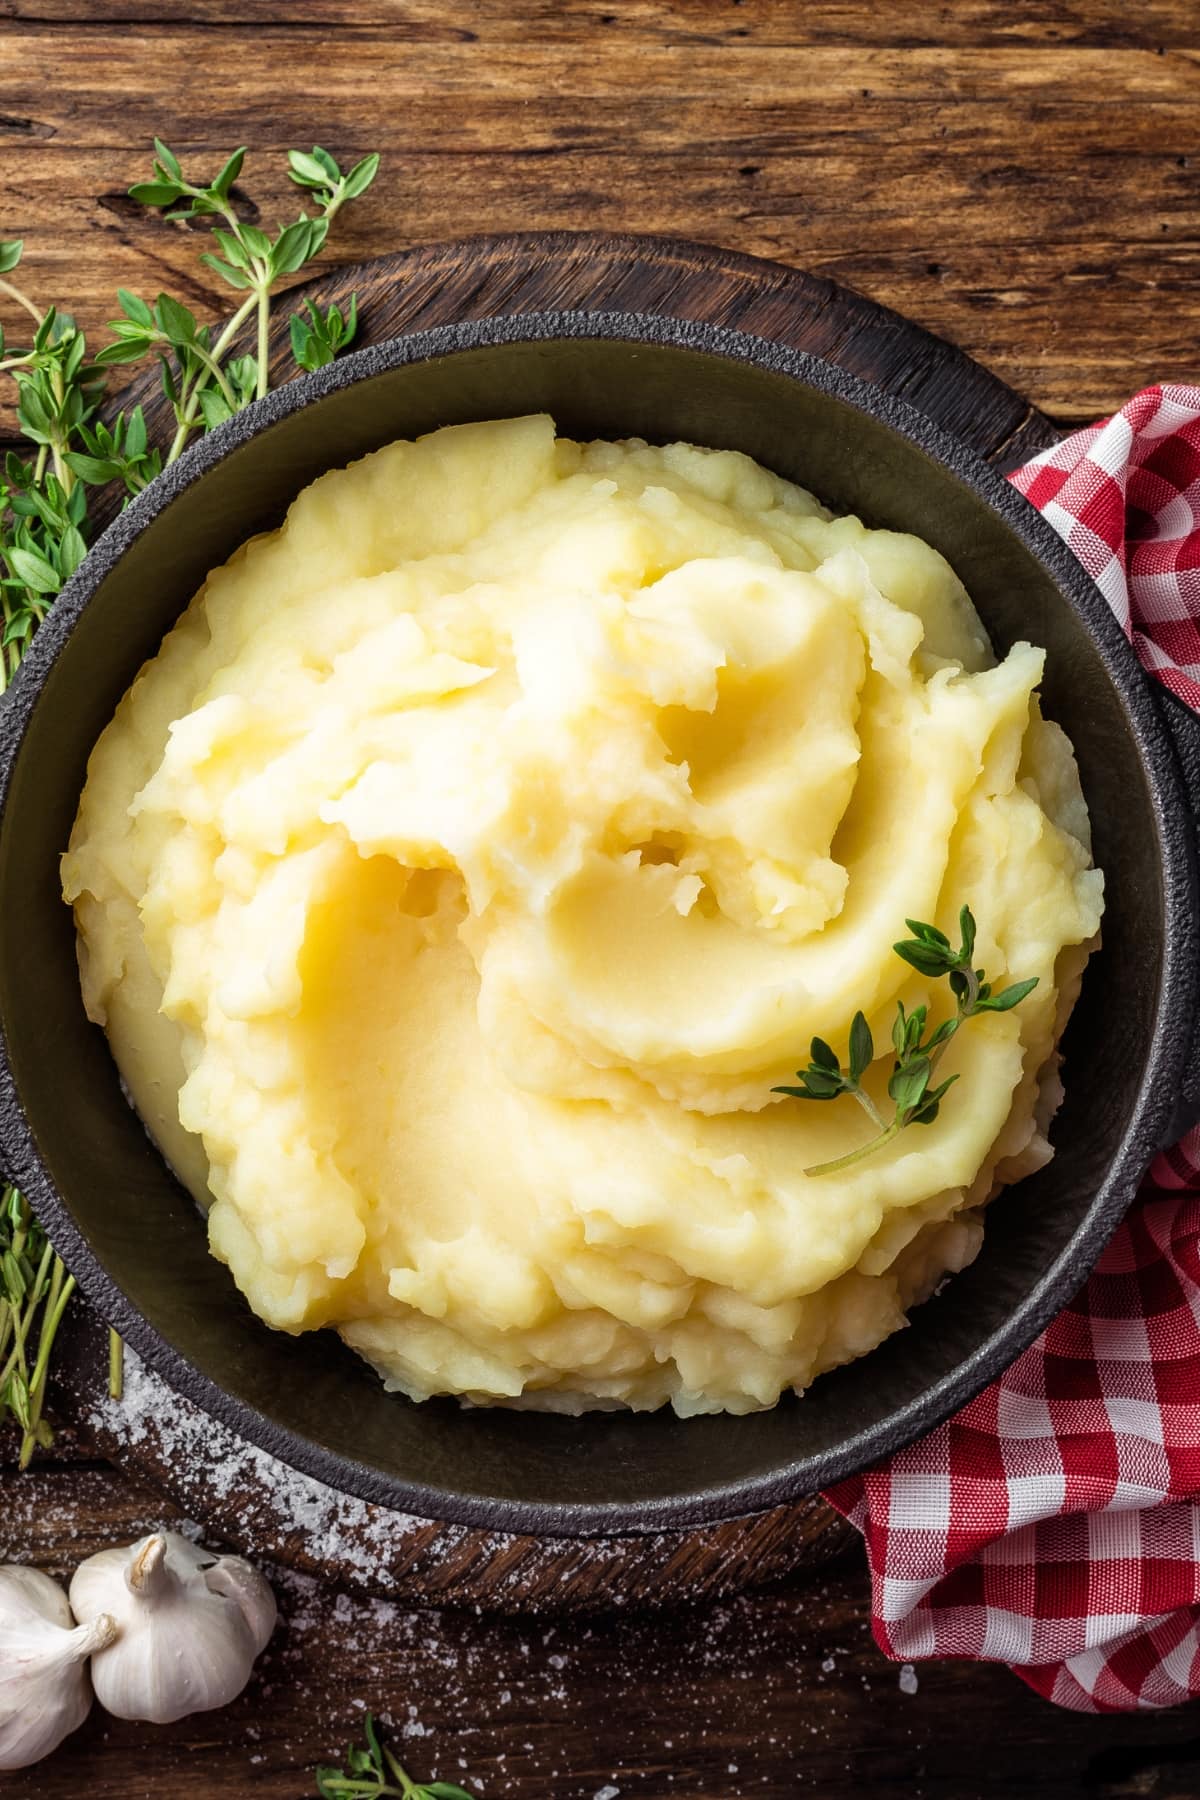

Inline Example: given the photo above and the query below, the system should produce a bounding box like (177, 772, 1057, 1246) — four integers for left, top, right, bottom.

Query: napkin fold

(824, 384, 1200, 1713)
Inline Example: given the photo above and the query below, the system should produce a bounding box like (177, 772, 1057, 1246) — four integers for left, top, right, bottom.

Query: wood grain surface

(6, 1428, 1200, 1800)
(3, 4, 1200, 1795)
(3, 0, 1200, 421)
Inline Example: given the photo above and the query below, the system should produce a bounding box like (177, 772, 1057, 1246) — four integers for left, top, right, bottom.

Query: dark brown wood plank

(4, 8, 1200, 1794)
(3, 1451, 1200, 1800)
(0, 0, 1196, 48)
(1, 22, 1198, 420)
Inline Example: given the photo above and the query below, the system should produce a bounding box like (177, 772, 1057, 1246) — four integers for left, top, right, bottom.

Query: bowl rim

(0, 308, 1194, 1537)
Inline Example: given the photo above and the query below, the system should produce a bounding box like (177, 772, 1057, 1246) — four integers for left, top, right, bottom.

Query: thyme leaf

(315, 1714, 479, 1800)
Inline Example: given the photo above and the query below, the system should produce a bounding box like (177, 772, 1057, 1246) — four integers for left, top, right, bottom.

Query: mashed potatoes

(62, 415, 1104, 1414)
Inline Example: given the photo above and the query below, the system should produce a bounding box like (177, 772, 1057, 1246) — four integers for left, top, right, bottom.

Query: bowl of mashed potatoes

(2, 313, 1198, 1533)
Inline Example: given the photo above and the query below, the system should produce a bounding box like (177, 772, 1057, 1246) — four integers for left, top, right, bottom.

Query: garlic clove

(0, 1565, 117, 1770)
(69, 1531, 276, 1726)
(203, 1556, 277, 1655)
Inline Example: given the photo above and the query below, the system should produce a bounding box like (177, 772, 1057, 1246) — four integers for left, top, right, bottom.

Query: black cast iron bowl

(2, 311, 1199, 1539)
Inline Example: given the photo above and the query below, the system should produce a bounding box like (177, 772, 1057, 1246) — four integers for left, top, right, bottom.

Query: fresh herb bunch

(0, 137, 379, 1462)
(776, 906, 1039, 1176)
(99, 138, 379, 460)
(0, 1187, 76, 1468)
(316, 1714, 478, 1800)
(0, 243, 100, 684)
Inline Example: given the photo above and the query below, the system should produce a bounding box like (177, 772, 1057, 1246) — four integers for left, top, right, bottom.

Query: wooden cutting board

(54, 231, 1059, 1611)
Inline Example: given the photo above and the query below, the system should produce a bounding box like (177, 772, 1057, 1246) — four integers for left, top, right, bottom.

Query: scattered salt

(898, 1663, 919, 1695)
(67, 1345, 469, 1588)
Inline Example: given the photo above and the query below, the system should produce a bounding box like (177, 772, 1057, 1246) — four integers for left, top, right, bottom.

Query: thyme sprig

(99, 138, 378, 458)
(775, 906, 1039, 1176)
(0, 137, 379, 1464)
(0, 1187, 76, 1468)
(316, 1714, 477, 1800)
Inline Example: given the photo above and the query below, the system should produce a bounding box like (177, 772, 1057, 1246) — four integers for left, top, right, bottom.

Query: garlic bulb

(69, 1532, 276, 1725)
(0, 1564, 116, 1769)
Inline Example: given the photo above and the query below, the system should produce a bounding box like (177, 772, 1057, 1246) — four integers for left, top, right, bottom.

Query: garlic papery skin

(0, 1565, 117, 1770)
(68, 1532, 276, 1725)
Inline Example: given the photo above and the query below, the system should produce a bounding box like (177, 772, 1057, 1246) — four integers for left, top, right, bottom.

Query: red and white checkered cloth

(824, 384, 1200, 1712)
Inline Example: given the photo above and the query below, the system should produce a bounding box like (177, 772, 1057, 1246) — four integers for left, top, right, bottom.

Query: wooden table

(4, 4, 1200, 1794)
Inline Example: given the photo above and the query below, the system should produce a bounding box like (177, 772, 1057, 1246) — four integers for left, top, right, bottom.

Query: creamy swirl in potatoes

(62, 415, 1104, 1414)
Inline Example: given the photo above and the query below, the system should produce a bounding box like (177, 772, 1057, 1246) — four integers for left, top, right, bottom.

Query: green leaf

(152, 137, 182, 179)
(270, 218, 320, 276)
(15, 384, 53, 440)
(888, 1055, 931, 1116)
(289, 312, 312, 359)
(290, 314, 334, 371)
(798, 1068, 844, 1099)
(211, 228, 251, 269)
(926, 1016, 960, 1050)
(199, 253, 254, 290)
(1, 613, 32, 647)
(912, 1073, 960, 1125)
(129, 180, 184, 207)
(117, 288, 154, 328)
(904, 1005, 926, 1052)
(362, 1717, 385, 1766)
(808, 1037, 839, 1073)
(107, 317, 155, 341)
(848, 1011, 873, 1083)
(65, 452, 121, 485)
(154, 292, 198, 347)
(62, 331, 88, 382)
(893, 938, 953, 977)
(425, 1786, 480, 1799)
(343, 152, 381, 198)
(211, 145, 246, 198)
(977, 975, 1039, 1013)
(226, 355, 259, 402)
(3, 1249, 26, 1299)
(288, 148, 335, 188)
(124, 405, 148, 459)
(57, 525, 88, 579)
(958, 904, 976, 963)
(197, 388, 233, 430)
(240, 223, 273, 259)
(310, 144, 343, 182)
(904, 918, 950, 949)
(6, 546, 61, 595)
(12, 486, 59, 528)
(94, 338, 151, 367)
(0, 239, 23, 274)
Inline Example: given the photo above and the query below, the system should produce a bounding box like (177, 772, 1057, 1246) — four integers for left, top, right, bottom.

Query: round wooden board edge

(51, 228, 1049, 1605)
